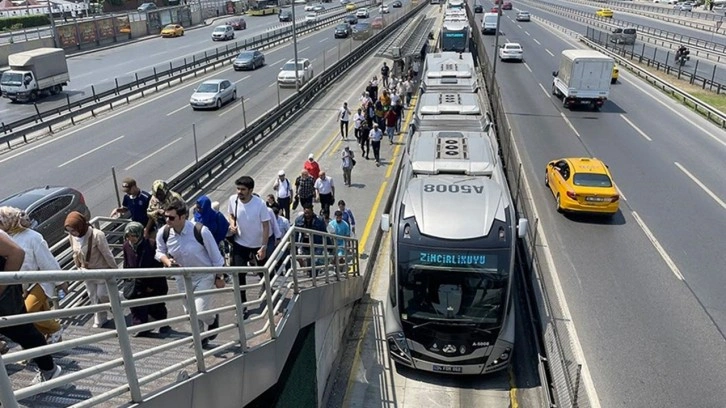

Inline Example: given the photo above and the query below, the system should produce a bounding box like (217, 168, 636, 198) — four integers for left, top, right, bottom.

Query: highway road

(0, 2, 406, 217)
(479, 4, 726, 407)
(0, 2, 357, 125)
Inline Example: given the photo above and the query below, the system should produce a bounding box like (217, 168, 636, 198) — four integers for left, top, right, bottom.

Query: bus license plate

(585, 196, 605, 202)
(433, 365, 462, 373)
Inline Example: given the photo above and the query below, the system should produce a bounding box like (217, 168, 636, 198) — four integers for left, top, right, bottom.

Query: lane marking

(631, 211, 685, 280)
(538, 83, 551, 98)
(619, 114, 653, 142)
(509, 366, 519, 408)
(621, 76, 726, 148)
(523, 62, 533, 73)
(234, 75, 251, 84)
(58, 135, 124, 168)
(319, 38, 329, 43)
(674, 162, 726, 211)
(560, 112, 582, 139)
(125, 137, 183, 171)
(533, 38, 541, 45)
(298, 46, 310, 53)
(545, 48, 554, 56)
(167, 104, 188, 116)
(218, 98, 250, 117)
(270, 58, 285, 66)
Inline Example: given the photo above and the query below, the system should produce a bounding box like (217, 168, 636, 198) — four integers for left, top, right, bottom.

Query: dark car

(352, 22, 372, 40)
(334, 23, 352, 38)
(229, 17, 247, 30)
(0, 186, 91, 247)
(474, 3, 483, 12)
(344, 14, 358, 25)
(391, 0, 402, 7)
(233, 50, 265, 70)
(279, 9, 293, 22)
(137, 2, 157, 11)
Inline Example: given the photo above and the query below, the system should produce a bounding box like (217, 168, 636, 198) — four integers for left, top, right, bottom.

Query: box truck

(0, 48, 70, 103)
(551, 49, 613, 111)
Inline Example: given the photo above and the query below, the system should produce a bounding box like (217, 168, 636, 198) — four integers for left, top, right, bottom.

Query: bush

(0, 15, 51, 31)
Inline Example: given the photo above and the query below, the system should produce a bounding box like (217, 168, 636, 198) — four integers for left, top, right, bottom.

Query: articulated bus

(440, 20, 470, 53)
(421, 52, 478, 93)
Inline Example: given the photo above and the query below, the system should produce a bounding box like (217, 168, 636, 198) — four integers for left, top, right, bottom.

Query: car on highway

(676, 2, 693, 10)
(356, 8, 369, 18)
(344, 14, 359, 24)
(516, 10, 530, 20)
(313, 4, 326, 11)
(474, 2, 483, 12)
(379, 4, 390, 13)
(371, 16, 386, 29)
(211, 25, 235, 41)
(501, 2, 512, 10)
(595, 8, 613, 17)
(544, 157, 620, 216)
(160, 24, 184, 37)
(279, 9, 293, 21)
(499, 42, 523, 61)
(391, 0, 402, 7)
(137, 2, 157, 12)
(490, 6, 499, 12)
(304, 3, 318, 11)
(277, 58, 314, 87)
(611, 64, 619, 83)
(229, 17, 247, 30)
(233, 50, 265, 71)
(190, 79, 236, 110)
(0, 186, 91, 247)
(346, 2, 357, 10)
(305, 12, 319, 23)
(334, 23, 353, 38)
(609, 27, 636, 44)
(352, 22, 372, 39)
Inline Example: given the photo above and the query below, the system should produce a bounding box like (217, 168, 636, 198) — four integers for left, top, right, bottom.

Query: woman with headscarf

(0, 207, 67, 343)
(65, 211, 117, 328)
(122, 222, 169, 337)
(193, 195, 229, 245)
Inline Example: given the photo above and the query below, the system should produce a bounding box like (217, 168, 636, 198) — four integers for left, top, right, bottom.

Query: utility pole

(47, 0, 58, 48)
(490, 2, 502, 90)
(291, 2, 300, 92)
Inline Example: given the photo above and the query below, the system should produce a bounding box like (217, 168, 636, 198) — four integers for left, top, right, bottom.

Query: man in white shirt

(272, 170, 293, 219)
(339, 102, 351, 140)
(314, 171, 335, 216)
(227, 176, 270, 305)
(370, 123, 383, 166)
(155, 199, 224, 347)
(353, 108, 365, 142)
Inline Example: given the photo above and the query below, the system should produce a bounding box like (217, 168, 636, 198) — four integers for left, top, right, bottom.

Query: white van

(481, 12, 498, 34)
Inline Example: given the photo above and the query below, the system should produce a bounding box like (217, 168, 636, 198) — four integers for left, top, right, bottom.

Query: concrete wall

(0, 37, 56, 67)
(315, 304, 354, 405)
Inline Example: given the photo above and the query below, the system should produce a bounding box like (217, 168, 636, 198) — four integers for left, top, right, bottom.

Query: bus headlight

(490, 347, 511, 366)
(387, 332, 411, 362)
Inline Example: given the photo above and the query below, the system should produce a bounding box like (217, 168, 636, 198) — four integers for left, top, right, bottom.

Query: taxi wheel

(544, 172, 549, 187)
(556, 194, 563, 213)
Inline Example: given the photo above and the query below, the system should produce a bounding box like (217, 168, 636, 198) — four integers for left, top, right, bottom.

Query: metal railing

(568, 0, 726, 23)
(0, 226, 360, 407)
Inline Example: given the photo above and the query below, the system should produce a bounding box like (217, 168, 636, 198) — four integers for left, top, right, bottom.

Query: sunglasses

(164, 215, 177, 221)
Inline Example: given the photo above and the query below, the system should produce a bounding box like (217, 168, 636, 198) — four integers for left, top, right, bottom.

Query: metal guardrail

(572, 0, 726, 23)
(581, 35, 726, 128)
(0, 4, 359, 148)
(0, 226, 360, 407)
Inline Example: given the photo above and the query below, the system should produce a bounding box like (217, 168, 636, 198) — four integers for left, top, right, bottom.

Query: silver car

(212, 25, 235, 41)
(190, 79, 236, 110)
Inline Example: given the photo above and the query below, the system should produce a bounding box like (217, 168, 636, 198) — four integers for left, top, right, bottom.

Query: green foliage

(0, 15, 51, 31)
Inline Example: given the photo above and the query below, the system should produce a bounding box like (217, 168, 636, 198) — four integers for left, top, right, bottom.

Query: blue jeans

(386, 126, 395, 142)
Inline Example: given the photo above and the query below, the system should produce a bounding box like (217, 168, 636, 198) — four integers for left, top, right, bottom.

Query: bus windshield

(397, 246, 510, 327)
(441, 29, 468, 52)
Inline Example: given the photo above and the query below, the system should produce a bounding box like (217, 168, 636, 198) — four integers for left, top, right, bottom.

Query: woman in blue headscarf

(194, 196, 229, 245)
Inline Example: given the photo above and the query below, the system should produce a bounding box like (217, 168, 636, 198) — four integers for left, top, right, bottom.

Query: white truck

(551, 49, 614, 111)
(481, 12, 498, 34)
(0, 48, 70, 103)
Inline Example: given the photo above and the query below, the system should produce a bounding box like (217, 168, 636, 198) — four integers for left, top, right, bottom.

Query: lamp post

(46, 0, 58, 48)
(490, 2, 502, 90)
(290, 1, 300, 92)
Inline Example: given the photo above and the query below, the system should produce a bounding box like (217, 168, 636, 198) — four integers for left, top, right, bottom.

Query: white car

(211, 25, 235, 41)
(356, 8, 369, 18)
(304, 3, 317, 11)
(305, 12, 319, 22)
(379, 4, 390, 13)
(499, 42, 524, 61)
(278, 58, 314, 87)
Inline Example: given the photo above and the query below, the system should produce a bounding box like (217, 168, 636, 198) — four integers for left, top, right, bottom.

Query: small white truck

(551, 49, 613, 111)
(0, 48, 70, 103)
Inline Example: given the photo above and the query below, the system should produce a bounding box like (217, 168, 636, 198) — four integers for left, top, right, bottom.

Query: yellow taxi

(544, 157, 620, 216)
(611, 64, 619, 83)
(596, 8, 613, 17)
(346, 2, 357, 10)
(161, 24, 184, 38)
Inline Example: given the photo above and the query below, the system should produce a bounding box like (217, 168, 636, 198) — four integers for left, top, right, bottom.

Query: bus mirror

(380, 214, 390, 232)
(517, 218, 528, 239)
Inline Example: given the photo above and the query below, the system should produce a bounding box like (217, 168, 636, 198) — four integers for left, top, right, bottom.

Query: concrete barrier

(0, 37, 56, 67)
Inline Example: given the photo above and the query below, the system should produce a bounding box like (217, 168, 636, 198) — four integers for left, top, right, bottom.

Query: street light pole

(291, 2, 300, 92)
(490, 3, 503, 90)
(46, 0, 58, 48)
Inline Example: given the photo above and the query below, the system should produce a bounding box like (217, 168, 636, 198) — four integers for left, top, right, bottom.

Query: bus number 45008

(423, 184, 484, 194)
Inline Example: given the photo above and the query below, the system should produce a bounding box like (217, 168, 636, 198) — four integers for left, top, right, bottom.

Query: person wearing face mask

(146, 180, 183, 237)
(122, 222, 169, 337)
(65, 211, 117, 328)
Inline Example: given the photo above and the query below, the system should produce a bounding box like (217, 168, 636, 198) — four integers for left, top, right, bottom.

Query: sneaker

(207, 314, 219, 341)
(32, 365, 62, 385)
(0, 340, 8, 355)
(158, 325, 172, 334)
(46, 329, 64, 344)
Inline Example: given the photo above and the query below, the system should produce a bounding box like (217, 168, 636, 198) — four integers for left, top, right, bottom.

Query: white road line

(619, 114, 653, 142)
(560, 112, 582, 139)
(533, 38, 541, 45)
(538, 83, 551, 98)
(632, 211, 685, 280)
(674, 162, 726, 211)
(268, 82, 277, 88)
(58, 135, 124, 168)
(319, 38, 329, 43)
(167, 104, 188, 116)
(218, 98, 250, 117)
(545, 49, 554, 57)
(125, 136, 183, 171)
(621, 76, 726, 148)
(270, 58, 285, 66)
(517, 24, 522, 29)
(524, 62, 533, 73)
(298, 46, 310, 52)
(234, 75, 251, 84)
(524, 30, 530, 36)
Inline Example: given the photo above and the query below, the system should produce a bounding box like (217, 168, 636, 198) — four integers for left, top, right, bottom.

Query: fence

(586, 26, 726, 94)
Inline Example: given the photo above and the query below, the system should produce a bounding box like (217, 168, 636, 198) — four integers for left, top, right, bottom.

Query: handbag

(122, 279, 140, 300)
(351, 158, 357, 166)
(292, 195, 300, 210)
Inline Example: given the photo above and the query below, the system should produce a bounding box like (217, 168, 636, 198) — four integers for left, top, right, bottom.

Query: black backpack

(162, 223, 204, 247)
